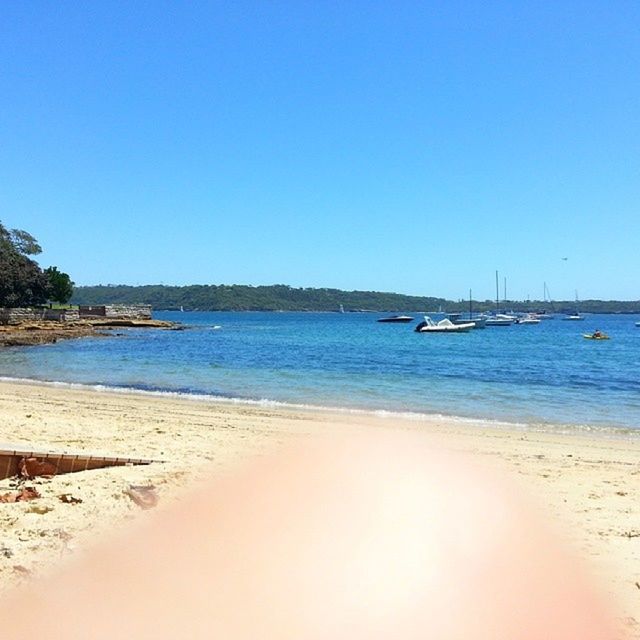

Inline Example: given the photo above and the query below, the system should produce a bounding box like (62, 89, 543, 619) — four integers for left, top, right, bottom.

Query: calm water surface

(1, 312, 640, 431)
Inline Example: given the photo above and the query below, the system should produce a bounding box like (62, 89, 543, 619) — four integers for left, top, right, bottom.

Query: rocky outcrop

(84, 318, 174, 329)
(0, 322, 97, 346)
(0, 318, 175, 347)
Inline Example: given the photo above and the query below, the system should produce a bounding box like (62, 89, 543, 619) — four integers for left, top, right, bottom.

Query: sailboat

(536, 282, 556, 319)
(447, 290, 486, 328)
(562, 291, 585, 321)
(485, 271, 515, 326)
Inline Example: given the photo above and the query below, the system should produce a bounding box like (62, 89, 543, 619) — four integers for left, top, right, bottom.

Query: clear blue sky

(1, 1, 638, 301)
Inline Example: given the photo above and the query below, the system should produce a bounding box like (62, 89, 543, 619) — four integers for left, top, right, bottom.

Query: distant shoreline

(70, 284, 640, 315)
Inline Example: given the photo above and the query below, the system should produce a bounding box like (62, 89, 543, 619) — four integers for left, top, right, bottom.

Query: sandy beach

(0, 378, 638, 632)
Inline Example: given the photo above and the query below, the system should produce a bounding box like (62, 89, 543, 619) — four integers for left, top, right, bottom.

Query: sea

(1, 311, 640, 434)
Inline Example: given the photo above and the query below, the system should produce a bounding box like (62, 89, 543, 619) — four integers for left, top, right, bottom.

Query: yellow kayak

(583, 334, 610, 340)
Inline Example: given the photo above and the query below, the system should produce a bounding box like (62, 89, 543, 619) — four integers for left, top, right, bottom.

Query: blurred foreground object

(0, 433, 615, 639)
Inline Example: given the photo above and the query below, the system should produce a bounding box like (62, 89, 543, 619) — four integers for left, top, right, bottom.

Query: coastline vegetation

(0, 222, 73, 307)
(71, 284, 640, 314)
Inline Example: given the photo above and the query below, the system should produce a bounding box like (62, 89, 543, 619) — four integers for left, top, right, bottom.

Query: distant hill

(71, 284, 640, 314)
(70, 284, 449, 312)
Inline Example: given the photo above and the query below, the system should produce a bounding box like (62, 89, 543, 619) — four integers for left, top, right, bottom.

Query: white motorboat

(415, 316, 475, 333)
(485, 313, 516, 326)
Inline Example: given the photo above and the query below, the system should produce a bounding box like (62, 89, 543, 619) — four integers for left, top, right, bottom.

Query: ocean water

(1, 311, 640, 432)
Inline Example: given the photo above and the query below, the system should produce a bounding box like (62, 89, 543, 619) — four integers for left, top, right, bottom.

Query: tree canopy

(45, 266, 75, 305)
(0, 222, 73, 308)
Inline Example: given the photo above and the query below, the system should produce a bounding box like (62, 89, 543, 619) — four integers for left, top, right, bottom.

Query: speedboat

(563, 314, 585, 321)
(415, 316, 474, 333)
(377, 315, 414, 323)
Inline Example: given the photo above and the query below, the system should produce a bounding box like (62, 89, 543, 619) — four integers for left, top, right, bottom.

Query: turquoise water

(1, 312, 640, 431)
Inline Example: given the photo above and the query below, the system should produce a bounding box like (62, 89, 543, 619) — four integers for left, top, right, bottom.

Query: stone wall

(78, 305, 106, 318)
(104, 304, 152, 320)
(1, 305, 152, 325)
(78, 305, 152, 320)
(42, 308, 80, 322)
(0, 308, 44, 325)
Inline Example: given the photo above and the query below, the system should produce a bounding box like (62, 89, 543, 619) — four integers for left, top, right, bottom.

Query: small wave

(1, 375, 639, 440)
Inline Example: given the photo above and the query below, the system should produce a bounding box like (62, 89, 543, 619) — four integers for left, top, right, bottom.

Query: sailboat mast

(495, 271, 499, 313)
(469, 289, 472, 318)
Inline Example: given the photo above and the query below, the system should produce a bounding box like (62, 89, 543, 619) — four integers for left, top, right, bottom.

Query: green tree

(45, 266, 74, 305)
(0, 222, 52, 307)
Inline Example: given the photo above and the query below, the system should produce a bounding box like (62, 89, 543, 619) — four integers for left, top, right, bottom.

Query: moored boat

(377, 315, 414, 323)
(447, 313, 487, 329)
(485, 313, 516, 326)
(563, 291, 584, 320)
(415, 316, 474, 333)
(515, 314, 540, 325)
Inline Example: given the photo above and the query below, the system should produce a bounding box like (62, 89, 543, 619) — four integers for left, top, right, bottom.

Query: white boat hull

(418, 324, 474, 333)
(416, 316, 474, 333)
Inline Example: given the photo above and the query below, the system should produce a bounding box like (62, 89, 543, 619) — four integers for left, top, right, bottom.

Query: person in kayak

(592, 329, 603, 338)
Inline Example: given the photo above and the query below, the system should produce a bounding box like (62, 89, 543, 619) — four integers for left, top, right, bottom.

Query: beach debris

(27, 503, 53, 515)
(19, 457, 57, 479)
(53, 528, 73, 542)
(623, 530, 640, 539)
(58, 493, 83, 504)
(0, 486, 41, 503)
(0, 546, 13, 558)
(12, 565, 31, 576)
(125, 484, 158, 510)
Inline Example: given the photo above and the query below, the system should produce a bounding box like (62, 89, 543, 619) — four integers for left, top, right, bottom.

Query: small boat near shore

(377, 315, 414, 323)
(583, 332, 609, 340)
(415, 316, 474, 333)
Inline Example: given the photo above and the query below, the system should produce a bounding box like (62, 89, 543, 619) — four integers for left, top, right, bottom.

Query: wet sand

(0, 379, 638, 632)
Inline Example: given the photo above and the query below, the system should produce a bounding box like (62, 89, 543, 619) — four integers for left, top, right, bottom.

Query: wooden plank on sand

(0, 447, 156, 480)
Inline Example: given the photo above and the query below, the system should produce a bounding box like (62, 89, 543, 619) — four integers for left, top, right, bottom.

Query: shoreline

(0, 318, 175, 347)
(0, 379, 639, 632)
(2, 374, 640, 441)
